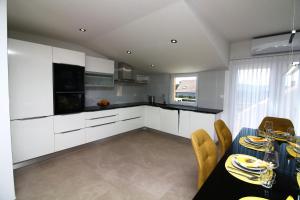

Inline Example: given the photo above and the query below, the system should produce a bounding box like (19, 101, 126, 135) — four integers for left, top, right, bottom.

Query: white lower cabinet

(11, 116, 54, 163)
(86, 122, 117, 143)
(159, 108, 178, 135)
(189, 112, 216, 140)
(55, 129, 86, 151)
(179, 110, 191, 138)
(144, 106, 160, 130)
(54, 113, 85, 133)
(119, 117, 143, 133)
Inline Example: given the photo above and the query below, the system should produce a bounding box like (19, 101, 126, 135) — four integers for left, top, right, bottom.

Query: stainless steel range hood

(118, 62, 133, 81)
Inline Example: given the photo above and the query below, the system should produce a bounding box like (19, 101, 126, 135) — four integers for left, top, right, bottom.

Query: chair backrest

(214, 119, 232, 156)
(258, 116, 294, 134)
(191, 129, 217, 189)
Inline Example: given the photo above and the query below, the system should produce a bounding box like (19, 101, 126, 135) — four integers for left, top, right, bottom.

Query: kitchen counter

(84, 102, 223, 114)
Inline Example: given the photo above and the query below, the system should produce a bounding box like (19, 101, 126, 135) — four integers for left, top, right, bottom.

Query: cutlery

(227, 169, 259, 181)
(227, 166, 259, 176)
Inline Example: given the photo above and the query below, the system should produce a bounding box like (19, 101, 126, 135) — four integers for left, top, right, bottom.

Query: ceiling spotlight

(292, 30, 297, 34)
(79, 28, 86, 32)
(150, 64, 155, 67)
(126, 50, 132, 54)
(171, 39, 178, 43)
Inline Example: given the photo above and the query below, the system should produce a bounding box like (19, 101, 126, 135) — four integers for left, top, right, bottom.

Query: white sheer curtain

(225, 54, 300, 138)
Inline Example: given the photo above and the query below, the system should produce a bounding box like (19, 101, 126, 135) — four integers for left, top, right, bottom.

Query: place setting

(225, 151, 279, 188)
(239, 135, 268, 152)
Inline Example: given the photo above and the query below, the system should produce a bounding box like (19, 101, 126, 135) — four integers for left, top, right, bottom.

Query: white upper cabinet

(85, 56, 114, 74)
(8, 39, 53, 120)
(52, 47, 85, 66)
(159, 108, 178, 135)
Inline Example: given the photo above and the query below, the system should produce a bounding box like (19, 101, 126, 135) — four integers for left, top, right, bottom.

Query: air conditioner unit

(251, 32, 300, 55)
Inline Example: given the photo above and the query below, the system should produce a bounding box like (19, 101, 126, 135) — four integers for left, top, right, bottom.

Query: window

(171, 75, 197, 106)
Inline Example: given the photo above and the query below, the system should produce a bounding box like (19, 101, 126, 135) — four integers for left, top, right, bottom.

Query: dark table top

(193, 128, 299, 200)
(84, 102, 223, 114)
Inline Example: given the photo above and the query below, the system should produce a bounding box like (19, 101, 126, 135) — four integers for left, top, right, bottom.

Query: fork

(227, 169, 259, 181)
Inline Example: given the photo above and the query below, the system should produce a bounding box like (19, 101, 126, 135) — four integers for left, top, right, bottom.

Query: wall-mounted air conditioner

(251, 32, 300, 55)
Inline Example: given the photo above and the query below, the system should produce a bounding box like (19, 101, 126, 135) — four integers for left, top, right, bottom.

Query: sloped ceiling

(8, 0, 298, 73)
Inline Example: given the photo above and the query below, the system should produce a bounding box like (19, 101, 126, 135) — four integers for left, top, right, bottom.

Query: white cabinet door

(144, 106, 160, 130)
(86, 122, 117, 143)
(119, 117, 143, 133)
(85, 56, 114, 74)
(8, 39, 53, 120)
(159, 108, 178, 135)
(178, 110, 191, 138)
(118, 106, 144, 121)
(11, 116, 54, 163)
(55, 129, 86, 151)
(54, 113, 85, 133)
(52, 47, 85, 66)
(190, 112, 216, 141)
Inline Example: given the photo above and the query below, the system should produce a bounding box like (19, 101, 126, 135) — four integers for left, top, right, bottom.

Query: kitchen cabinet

(118, 106, 144, 121)
(189, 112, 216, 140)
(52, 47, 85, 66)
(85, 56, 114, 74)
(178, 110, 191, 138)
(144, 106, 160, 130)
(11, 116, 54, 163)
(54, 113, 85, 133)
(86, 122, 117, 143)
(55, 129, 86, 151)
(159, 108, 178, 135)
(119, 117, 143, 133)
(8, 39, 53, 120)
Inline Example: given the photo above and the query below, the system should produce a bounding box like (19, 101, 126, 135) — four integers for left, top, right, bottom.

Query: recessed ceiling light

(150, 64, 155, 67)
(126, 50, 132, 54)
(171, 39, 178, 43)
(79, 28, 86, 32)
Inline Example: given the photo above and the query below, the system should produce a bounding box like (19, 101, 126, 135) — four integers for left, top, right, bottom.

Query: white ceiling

(8, 0, 299, 73)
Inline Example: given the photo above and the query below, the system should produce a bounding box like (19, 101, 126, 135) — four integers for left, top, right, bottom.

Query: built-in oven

(53, 63, 85, 115)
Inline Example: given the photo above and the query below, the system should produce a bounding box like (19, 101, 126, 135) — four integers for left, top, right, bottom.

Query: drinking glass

(260, 151, 279, 188)
(264, 121, 273, 138)
(287, 127, 296, 143)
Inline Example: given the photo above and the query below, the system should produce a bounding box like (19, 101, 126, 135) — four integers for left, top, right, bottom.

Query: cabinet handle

(121, 117, 141, 121)
(56, 128, 82, 134)
(87, 115, 117, 120)
(88, 122, 116, 128)
(12, 116, 51, 121)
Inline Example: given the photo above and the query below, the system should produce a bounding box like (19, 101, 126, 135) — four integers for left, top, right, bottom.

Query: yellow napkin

(247, 136, 267, 143)
(288, 142, 300, 149)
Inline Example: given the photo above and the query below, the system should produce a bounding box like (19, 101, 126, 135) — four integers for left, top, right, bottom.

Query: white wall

(8, 30, 106, 58)
(0, 0, 16, 199)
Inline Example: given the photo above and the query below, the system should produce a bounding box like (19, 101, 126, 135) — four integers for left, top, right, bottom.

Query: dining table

(193, 128, 299, 200)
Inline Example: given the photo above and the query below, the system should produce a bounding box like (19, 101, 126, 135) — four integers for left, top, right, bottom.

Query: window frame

(170, 73, 198, 107)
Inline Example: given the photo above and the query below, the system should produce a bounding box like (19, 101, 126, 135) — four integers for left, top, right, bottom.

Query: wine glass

(264, 121, 273, 137)
(260, 151, 279, 188)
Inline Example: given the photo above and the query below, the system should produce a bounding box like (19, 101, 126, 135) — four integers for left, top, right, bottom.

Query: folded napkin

(247, 136, 267, 143)
(286, 195, 294, 200)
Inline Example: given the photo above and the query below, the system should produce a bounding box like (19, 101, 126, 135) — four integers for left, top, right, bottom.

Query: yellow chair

(258, 116, 295, 135)
(214, 119, 232, 157)
(191, 129, 217, 189)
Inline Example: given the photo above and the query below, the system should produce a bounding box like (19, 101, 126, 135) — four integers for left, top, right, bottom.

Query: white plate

(231, 156, 266, 174)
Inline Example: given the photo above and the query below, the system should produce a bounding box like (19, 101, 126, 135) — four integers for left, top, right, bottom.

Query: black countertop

(84, 102, 223, 114)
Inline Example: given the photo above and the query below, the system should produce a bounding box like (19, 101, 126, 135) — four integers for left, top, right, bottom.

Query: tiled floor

(14, 129, 199, 200)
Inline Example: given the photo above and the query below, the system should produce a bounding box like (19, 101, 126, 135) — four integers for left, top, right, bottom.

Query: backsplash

(85, 84, 147, 107)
